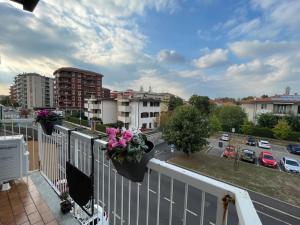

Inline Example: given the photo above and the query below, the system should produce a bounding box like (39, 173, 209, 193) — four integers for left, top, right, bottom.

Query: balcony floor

(0, 172, 78, 225)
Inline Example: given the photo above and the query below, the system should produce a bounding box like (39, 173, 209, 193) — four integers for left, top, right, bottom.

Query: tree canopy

(272, 119, 291, 140)
(257, 113, 277, 128)
(213, 105, 247, 132)
(163, 105, 209, 155)
(188, 95, 210, 114)
(168, 96, 183, 111)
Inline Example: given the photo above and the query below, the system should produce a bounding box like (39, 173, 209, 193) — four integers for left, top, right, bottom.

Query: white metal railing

(37, 124, 262, 225)
(0, 118, 38, 171)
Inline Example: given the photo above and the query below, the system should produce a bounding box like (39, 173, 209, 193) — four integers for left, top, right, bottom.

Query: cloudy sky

(0, 0, 299, 99)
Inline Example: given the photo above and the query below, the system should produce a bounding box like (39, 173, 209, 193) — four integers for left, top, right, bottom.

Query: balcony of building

(0, 119, 262, 225)
(118, 105, 131, 112)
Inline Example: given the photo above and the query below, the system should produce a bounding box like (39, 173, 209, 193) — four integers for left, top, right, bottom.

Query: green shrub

(251, 127, 274, 138)
(286, 131, 300, 142)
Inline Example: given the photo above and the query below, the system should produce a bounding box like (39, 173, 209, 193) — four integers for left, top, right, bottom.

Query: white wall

(102, 100, 117, 124)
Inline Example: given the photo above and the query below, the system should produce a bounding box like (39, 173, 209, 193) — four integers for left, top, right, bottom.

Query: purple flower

(106, 128, 119, 139)
(118, 138, 127, 148)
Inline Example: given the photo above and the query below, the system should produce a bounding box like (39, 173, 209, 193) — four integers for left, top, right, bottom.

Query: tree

(241, 120, 254, 135)
(168, 96, 183, 111)
(208, 114, 221, 135)
(257, 113, 277, 128)
(272, 120, 291, 140)
(214, 105, 247, 132)
(159, 111, 173, 131)
(0, 96, 11, 106)
(261, 94, 269, 98)
(241, 96, 254, 101)
(189, 95, 210, 114)
(163, 106, 209, 155)
(285, 113, 300, 132)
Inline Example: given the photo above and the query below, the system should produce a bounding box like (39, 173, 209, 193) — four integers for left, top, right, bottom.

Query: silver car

(280, 157, 300, 173)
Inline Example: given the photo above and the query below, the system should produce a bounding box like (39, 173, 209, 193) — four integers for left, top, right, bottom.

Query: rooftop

(53, 67, 104, 77)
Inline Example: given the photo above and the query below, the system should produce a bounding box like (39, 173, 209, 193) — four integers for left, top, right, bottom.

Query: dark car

(287, 144, 300, 155)
(240, 149, 256, 163)
(246, 136, 256, 146)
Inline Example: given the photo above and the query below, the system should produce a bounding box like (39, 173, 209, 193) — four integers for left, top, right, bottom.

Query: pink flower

(118, 138, 127, 148)
(122, 130, 133, 142)
(106, 128, 119, 139)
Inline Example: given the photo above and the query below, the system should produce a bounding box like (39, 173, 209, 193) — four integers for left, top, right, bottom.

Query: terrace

(0, 118, 262, 225)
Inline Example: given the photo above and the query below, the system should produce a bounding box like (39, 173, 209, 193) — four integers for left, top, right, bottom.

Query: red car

(259, 151, 277, 168)
(223, 146, 237, 159)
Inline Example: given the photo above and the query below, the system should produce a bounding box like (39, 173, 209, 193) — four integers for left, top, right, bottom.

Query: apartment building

(84, 96, 117, 124)
(12, 73, 54, 109)
(53, 67, 103, 111)
(9, 85, 17, 103)
(241, 94, 300, 123)
(84, 95, 161, 129)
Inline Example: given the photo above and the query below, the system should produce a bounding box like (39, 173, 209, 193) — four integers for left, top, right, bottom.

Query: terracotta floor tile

(24, 203, 37, 215)
(14, 212, 28, 225)
(28, 212, 42, 224)
(36, 203, 50, 214)
(40, 211, 55, 224)
(45, 220, 58, 225)
(11, 205, 25, 216)
(19, 222, 30, 225)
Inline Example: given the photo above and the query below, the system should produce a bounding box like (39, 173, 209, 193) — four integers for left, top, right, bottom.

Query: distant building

(12, 73, 54, 109)
(102, 88, 111, 98)
(241, 94, 300, 123)
(53, 67, 103, 111)
(84, 96, 117, 125)
(9, 85, 17, 103)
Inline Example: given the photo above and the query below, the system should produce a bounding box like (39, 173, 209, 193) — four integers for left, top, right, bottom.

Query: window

(143, 102, 147, 107)
(141, 112, 149, 118)
(121, 102, 129, 106)
(142, 123, 147, 129)
(150, 102, 154, 107)
(298, 106, 300, 114)
(154, 112, 160, 117)
(150, 112, 154, 117)
(149, 123, 152, 129)
(261, 104, 267, 109)
(154, 102, 160, 107)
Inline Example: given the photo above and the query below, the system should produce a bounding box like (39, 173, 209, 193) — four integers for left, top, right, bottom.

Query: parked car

(259, 151, 277, 168)
(223, 146, 237, 159)
(220, 133, 229, 141)
(240, 149, 256, 163)
(246, 136, 256, 146)
(258, 140, 271, 149)
(280, 157, 300, 173)
(287, 144, 300, 155)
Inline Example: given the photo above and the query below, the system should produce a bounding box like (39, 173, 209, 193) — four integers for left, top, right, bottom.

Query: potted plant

(106, 127, 154, 182)
(60, 191, 72, 214)
(35, 109, 63, 135)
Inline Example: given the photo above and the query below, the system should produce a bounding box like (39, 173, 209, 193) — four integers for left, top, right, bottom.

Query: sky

(0, 0, 300, 99)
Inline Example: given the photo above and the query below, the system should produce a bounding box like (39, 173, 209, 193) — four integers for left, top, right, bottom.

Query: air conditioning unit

(0, 135, 29, 184)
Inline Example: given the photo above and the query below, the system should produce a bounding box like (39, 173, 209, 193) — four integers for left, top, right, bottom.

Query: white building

(84, 95, 161, 129)
(241, 95, 300, 123)
(13, 73, 54, 109)
(84, 97, 117, 125)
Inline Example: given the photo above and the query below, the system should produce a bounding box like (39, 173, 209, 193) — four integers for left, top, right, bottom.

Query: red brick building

(53, 67, 103, 111)
(102, 87, 111, 98)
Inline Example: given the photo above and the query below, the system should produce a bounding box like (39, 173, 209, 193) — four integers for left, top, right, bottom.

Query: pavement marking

(256, 210, 292, 225)
(253, 200, 300, 221)
(163, 197, 175, 204)
(185, 209, 198, 217)
(149, 189, 157, 194)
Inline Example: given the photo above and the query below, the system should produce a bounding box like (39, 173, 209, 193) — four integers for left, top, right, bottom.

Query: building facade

(53, 67, 103, 111)
(84, 96, 117, 125)
(12, 73, 54, 109)
(241, 95, 300, 123)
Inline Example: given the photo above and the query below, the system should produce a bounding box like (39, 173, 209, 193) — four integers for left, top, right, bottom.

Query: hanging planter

(111, 141, 154, 182)
(35, 109, 63, 135)
(106, 128, 155, 182)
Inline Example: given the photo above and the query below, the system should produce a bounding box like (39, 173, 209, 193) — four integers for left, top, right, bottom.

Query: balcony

(118, 105, 131, 112)
(0, 119, 262, 225)
(118, 115, 131, 123)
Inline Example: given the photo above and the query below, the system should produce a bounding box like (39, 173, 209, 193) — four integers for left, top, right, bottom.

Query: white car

(280, 157, 300, 173)
(220, 133, 229, 141)
(258, 140, 271, 149)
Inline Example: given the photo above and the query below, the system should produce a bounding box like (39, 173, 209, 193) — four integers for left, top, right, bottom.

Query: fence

(37, 124, 262, 225)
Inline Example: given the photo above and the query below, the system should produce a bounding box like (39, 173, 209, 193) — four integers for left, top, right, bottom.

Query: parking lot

(207, 136, 300, 172)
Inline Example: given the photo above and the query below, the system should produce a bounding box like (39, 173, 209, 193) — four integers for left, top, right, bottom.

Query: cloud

(228, 18, 262, 38)
(229, 40, 300, 58)
(109, 69, 189, 99)
(193, 49, 229, 68)
(157, 49, 185, 63)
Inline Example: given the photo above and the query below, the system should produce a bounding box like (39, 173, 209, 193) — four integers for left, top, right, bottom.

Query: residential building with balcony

(241, 94, 300, 123)
(12, 73, 54, 109)
(84, 96, 117, 124)
(53, 67, 103, 111)
(9, 85, 17, 103)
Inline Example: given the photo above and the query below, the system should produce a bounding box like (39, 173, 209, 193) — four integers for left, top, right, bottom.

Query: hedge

(251, 127, 274, 138)
(287, 131, 300, 142)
